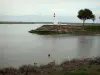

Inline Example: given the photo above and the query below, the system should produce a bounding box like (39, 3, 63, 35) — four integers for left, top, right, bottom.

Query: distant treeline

(59, 22, 100, 25)
(0, 21, 53, 24)
(0, 21, 100, 25)
(0, 21, 34, 24)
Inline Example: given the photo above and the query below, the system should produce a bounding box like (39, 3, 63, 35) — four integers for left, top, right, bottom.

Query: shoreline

(0, 57, 100, 75)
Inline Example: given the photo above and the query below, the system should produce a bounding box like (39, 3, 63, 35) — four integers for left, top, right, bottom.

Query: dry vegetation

(0, 57, 100, 75)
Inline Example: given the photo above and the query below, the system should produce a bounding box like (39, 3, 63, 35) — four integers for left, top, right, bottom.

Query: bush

(19, 64, 36, 73)
(0, 67, 19, 75)
(65, 70, 90, 75)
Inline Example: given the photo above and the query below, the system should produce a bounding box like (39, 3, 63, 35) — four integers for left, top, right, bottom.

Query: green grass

(84, 25, 100, 31)
(49, 66, 100, 75)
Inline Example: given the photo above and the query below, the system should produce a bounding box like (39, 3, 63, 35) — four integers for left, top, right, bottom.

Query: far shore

(0, 22, 35, 24)
(0, 22, 100, 25)
(0, 22, 53, 24)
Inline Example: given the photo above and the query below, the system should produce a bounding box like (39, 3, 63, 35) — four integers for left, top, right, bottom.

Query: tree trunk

(83, 20, 85, 27)
(93, 21, 95, 25)
(83, 20, 85, 30)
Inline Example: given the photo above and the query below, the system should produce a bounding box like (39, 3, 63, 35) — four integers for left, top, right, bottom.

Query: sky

(0, 0, 100, 22)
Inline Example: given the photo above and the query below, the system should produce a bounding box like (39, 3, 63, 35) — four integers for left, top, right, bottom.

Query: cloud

(0, 0, 99, 16)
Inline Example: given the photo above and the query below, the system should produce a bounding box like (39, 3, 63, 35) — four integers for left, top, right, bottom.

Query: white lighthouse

(53, 13, 57, 24)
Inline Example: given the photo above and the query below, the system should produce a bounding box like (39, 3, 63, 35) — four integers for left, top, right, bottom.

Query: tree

(77, 9, 94, 26)
(91, 15, 95, 23)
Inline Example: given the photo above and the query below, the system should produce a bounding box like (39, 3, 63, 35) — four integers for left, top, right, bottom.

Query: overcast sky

(0, 0, 100, 22)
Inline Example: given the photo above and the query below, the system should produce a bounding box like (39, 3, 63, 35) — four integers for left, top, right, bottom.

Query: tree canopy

(77, 9, 95, 26)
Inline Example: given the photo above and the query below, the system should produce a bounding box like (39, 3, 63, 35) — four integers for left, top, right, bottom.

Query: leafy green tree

(77, 9, 94, 26)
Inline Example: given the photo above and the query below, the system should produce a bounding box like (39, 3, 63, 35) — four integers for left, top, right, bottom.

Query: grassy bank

(0, 57, 100, 75)
(29, 25, 100, 35)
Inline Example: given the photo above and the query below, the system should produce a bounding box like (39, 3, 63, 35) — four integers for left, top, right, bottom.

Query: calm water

(0, 24, 100, 68)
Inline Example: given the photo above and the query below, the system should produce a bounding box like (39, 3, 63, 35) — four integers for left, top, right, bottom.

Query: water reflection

(90, 36, 100, 56)
(97, 37, 100, 55)
(77, 36, 94, 58)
